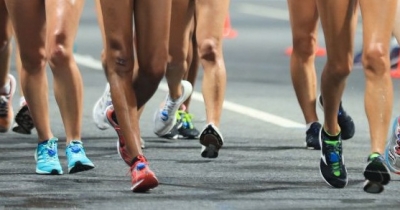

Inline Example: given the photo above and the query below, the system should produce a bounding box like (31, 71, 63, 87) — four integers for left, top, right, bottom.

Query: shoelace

(162, 97, 177, 117)
(44, 141, 58, 161)
(129, 156, 148, 177)
(69, 143, 83, 155)
(0, 96, 9, 116)
(325, 141, 342, 176)
(178, 110, 194, 129)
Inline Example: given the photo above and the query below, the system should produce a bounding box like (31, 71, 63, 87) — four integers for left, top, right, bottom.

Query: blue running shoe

(35, 137, 63, 175)
(66, 140, 95, 174)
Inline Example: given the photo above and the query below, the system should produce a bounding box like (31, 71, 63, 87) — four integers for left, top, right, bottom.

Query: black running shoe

(319, 129, 348, 188)
(178, 110, 200, 139)
(200, 124, 224, 158)
(12, 103, 34, 135)
(363, 153, 390, 194)
(318, 96, 355, 140)
(305, 122, 321, 150)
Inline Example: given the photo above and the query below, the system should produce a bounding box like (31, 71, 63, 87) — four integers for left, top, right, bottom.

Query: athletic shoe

(66, 140, 95, 174)
(160, 118, 181, 140)
(363, 153, 390, 194)
(319, 128, 347, 188)
(200, 124, 224, 158)
(318, 95, 355, 140)
(93, 83, 112, 130)
(34, 137, 63, 175)
(153, 80, 193, 136)
(105, 105, 145, 166)
(305, 122, 321, 150)
(385, 116, 400, 174)
(12, 102, 34, 135)
(130, 155, 159, 193)
(178, 110, 200, 139)
(0, 74, 16, 132)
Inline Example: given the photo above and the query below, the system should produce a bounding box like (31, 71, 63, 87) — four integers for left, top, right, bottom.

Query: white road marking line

(74, 53, 305, 128)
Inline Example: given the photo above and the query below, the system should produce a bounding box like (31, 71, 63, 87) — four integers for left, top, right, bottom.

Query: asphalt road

(1, 0, 400, 209)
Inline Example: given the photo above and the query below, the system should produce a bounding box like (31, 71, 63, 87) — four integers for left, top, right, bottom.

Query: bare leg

(195, 0, 229, 127)
(359, 0, 397, 154)
(45, 0, 85, 144)
(5, 0, 52, 142)
(287, 0, 319, 125)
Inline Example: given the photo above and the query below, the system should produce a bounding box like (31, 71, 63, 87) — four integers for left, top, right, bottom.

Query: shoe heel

(363, 180, 384, 194)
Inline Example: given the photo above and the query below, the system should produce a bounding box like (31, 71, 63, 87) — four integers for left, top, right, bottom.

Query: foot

(35, 138, 63, 175)
(199, 124, 224, 158)
(363, 153, 390, 194)
(66, 140, 95, 174)
(319, 128, 347, 188)
(153, 80, 193, 136)
(305, 122, 321, 150)
(93, 83, 112, 130)
(0, 74, 16, 133)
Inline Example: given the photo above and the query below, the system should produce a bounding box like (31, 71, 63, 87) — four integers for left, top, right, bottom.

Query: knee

(198, 38, 221, 63)
(362, 43, 388, 77)
(47, 32, 73, 68)
(291, 34, 317, 59)
(104, 50, 134, 79)
(140, 54, 167, 84)
(326, 59, 353, 79)
(19, 49, 46, 74)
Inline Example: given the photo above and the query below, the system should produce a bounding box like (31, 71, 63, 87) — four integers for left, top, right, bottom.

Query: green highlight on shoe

(369, 152, 381, 160)
(178, 110, 195, 129)
(324, 140, 341, 177)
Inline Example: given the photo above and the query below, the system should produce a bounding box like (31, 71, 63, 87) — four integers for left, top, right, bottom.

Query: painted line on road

(74, 53, 305, 128)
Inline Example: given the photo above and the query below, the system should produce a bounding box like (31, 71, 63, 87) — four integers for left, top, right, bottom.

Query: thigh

(99, 0, 134, 65)
(45, 0, 85, 50)
(195, 0, 230, 48)
(4, 0, 45, 59)
(134, 0, 172, 66)
(287, 0, 319, 39)
(316, 0, 358, 62)
(359, 0, 397, 52)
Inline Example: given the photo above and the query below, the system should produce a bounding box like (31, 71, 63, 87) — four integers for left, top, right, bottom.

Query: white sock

(306, 122, 318, 131)
(19, 96, 26, 106)
(0, 80, 10, 95)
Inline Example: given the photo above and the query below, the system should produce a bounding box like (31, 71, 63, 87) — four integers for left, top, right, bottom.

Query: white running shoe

(153, 80, 193, 136)
(93, 83, 112, 130)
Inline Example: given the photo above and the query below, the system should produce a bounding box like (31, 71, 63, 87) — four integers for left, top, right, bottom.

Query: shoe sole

(363, 162, 390, 194)
(68, 161, 95, 174)
(200, 134, 223, 158)
(12, 105, 34, 135)
(36, 169, 63, 175)
(131, 174, 159, 193)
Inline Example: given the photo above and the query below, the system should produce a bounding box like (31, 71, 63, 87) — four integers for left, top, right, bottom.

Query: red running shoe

(105, 105, 132, 166)
(130, 155, 159, 192)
